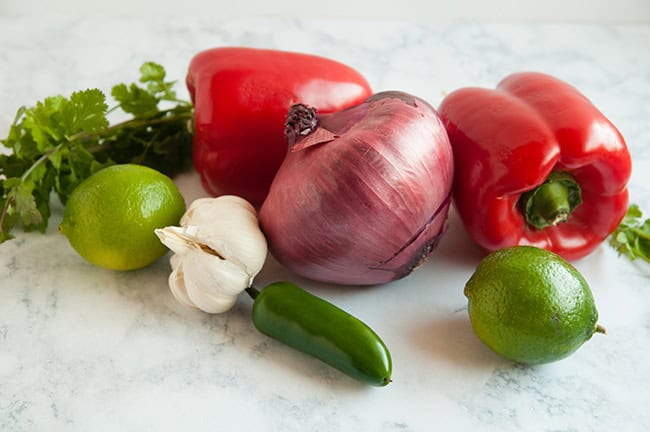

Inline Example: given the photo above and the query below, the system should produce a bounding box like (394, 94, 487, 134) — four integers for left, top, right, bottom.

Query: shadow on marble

(246, 327, 382, 393)
(422, 208, 487, 273)
(408, 310, 507, 370)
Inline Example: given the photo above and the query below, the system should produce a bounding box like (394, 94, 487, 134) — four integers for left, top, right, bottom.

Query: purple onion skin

(259, 91, 454, 286)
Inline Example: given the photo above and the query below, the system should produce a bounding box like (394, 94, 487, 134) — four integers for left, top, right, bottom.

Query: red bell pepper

(186, 47, 372, 207)
(438, 72, 632, 260)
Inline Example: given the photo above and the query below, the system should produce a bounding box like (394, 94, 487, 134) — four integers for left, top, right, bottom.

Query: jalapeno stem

(245, 287, 260, 299)
(519, 171, 582, 230)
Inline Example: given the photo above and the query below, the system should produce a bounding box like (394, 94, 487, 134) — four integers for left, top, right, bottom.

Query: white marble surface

(1, 15, 649, 432)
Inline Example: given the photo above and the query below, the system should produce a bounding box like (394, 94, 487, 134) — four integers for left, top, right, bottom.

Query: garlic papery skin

(155, 195, 268, 313)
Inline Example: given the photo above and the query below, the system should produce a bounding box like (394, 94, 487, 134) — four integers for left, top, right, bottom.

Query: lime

(59, 164, 186, 271)
(464, 246, 605, 364)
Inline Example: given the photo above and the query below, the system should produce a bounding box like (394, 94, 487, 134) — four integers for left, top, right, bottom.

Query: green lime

(464, 246, 605, 364)
(59, 164, 186, 271)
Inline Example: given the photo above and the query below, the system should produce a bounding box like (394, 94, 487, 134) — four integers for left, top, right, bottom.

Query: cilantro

(111, 62, 181, 118)
(609, 204, 650, 263)
(0, 62, 193, 243)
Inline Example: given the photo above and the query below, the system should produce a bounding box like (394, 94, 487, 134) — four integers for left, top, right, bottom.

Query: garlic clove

(188, 223, 267, 277)
(180, 195, 253, 227)
(179, 197, 217, 226)
(167, 254, 196, 309)
(154, 226, 196, 256)
(181, 252, 250, 313)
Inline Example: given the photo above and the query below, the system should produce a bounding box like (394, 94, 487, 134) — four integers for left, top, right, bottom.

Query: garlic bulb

(155, 195, 268, 313)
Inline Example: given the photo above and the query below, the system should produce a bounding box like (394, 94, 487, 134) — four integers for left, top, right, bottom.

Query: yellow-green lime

(464, 246, 605, 365)
(59, 164, 186, 271)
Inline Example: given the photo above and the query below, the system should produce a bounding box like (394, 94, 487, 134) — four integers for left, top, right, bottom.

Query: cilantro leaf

(140, 62, 166, 82)
(609, 204, 650, 263)
(139, 62, 177, 100)
(111, 83, 159, 117)
(12, 181, 43, 228)
(21, 95, 66, 151)
(61, 89, 109, 134)
(111, 61, 182, 118)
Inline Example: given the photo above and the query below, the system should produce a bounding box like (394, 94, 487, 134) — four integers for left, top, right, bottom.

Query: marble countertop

(1, 15, 649, 432)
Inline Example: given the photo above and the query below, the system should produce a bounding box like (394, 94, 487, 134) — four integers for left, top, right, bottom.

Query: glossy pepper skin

(186, 47, 372, 207)
(438, 72, 632, 261)
(248, 282, 392, 386)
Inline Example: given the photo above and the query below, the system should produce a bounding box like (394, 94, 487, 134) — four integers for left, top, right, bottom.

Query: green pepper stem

(519, 171, 583, 230)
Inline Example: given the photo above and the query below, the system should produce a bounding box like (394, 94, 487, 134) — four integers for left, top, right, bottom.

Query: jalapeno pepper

(247, 282, 392, 387)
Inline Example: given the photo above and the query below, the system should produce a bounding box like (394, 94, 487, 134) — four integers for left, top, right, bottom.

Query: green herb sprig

(0, 62, 193, 243)
(609, 204, 650, 263)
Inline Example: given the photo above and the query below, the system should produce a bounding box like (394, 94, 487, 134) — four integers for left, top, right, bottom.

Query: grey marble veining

(0, 15, 649, 431)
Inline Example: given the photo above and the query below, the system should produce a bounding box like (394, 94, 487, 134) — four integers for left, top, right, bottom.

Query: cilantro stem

(70, 106, 193, 144)
(22, 143, 64, 181)
(0, 196, 12, 240)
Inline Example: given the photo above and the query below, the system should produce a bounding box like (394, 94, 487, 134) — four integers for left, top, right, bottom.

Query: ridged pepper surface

(439, 72, 632, 260)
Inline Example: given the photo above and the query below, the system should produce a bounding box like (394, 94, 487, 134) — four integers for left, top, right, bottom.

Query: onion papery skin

(259, 91, 454, 286)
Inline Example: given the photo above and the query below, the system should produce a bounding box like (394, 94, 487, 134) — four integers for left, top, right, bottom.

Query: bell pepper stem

(519, 171, 583, 230)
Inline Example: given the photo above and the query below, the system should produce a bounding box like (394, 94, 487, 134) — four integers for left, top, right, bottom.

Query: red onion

(258, 91, 454, 286)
